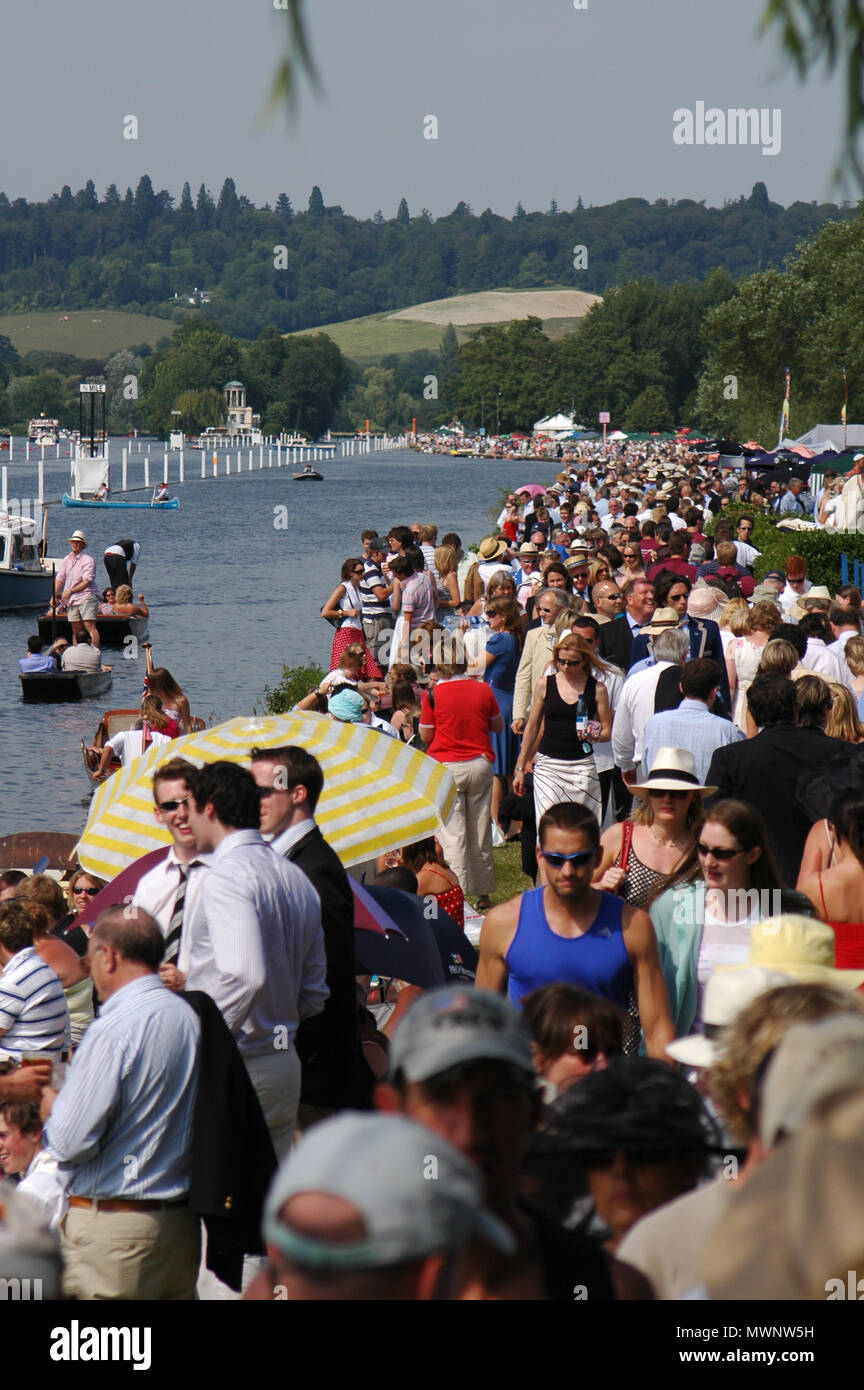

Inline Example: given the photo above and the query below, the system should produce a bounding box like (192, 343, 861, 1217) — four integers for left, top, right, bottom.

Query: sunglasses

(539, 848, 598, 867)
(573, 571, 589, 580)
(157, 797, 189, 812)
(557, 657, 585, 669)
(647, 788, 690, 800)
(696, 842, 744, 861)
(75, 885, 100, 896)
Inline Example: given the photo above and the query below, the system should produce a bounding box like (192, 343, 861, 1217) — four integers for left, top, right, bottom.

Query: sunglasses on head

(696, 842, 744, 861)
(540, 848, 598, 867)
(157, 797, 189, 812)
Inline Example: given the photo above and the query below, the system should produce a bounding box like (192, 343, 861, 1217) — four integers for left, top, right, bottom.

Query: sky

(2, 0, 850, 216)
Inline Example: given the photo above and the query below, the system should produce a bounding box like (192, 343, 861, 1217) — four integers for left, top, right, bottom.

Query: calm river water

(0, 445, 556, 835)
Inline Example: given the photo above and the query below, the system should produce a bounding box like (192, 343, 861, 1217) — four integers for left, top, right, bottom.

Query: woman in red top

(419, 656, 504, 912)
(799, 788, 864, 970)
(401, 838, 465, 928)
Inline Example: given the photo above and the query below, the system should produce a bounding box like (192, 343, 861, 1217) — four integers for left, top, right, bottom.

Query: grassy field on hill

(0, 310, 177, 357)
(298, 287, 601, 361)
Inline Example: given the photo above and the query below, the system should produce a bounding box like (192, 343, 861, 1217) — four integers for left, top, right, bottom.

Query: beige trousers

(436, 756, 495, 897)
(61, 1203, 200, 1300)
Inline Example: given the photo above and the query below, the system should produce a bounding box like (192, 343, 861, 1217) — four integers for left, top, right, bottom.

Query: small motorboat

(293, 467, 323, 481)
(82, 709, 206, 782)
(0, 513, 54, 611)
(20, 667, 113, 703)
(38, 614, 148, 648)
(62, 493, 180, 510)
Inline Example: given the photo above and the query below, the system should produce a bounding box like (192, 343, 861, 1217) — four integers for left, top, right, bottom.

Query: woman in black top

(514, 632, 612, 827)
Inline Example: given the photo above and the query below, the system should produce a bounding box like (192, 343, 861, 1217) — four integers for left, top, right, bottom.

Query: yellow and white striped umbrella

(76, 713, 457, 881)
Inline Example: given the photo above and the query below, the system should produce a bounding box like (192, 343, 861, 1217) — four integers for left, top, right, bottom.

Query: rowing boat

(62, 494, 180, 510)
(38, 614, 148, 648)
(20, 668, 113, 703)
(81, 709, 206, 782)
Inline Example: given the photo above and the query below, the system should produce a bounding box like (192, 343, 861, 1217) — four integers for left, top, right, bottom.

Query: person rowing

(152, 482, 170, 503)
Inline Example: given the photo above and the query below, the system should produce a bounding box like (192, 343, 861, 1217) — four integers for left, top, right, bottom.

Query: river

(0, 445, 556, 836)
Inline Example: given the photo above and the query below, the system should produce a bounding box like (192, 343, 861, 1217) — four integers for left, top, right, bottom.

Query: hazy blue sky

(4, 0, 848, 214)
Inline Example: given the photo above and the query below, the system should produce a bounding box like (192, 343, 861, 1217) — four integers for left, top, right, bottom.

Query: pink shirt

(56, 551, 99, 599)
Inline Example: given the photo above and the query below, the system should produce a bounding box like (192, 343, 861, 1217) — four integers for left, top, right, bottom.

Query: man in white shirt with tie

(132, 757, 212, 992)
(183, 761, 329, 1159)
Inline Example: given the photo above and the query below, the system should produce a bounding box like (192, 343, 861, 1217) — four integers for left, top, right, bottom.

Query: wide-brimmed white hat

(666, 966, 789, 1069)
(631, 746, 717, 797)
(68, 529, 88, 544)
(795, 585, 832, 612)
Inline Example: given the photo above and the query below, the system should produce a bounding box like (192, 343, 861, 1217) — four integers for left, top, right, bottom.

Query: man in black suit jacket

(630, 572, 731, 706)
(251, 746, 373, 1119)
(705, 675, 850, 886)
(597, 576, 657, 672)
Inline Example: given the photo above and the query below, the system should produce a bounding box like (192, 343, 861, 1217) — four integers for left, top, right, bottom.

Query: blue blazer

(630, 617, 731, 706)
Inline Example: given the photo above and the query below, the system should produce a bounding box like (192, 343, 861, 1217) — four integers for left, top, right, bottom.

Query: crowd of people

(4, 446, 864, 1305)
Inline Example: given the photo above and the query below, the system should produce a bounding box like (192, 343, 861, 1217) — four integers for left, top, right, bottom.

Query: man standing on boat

(103, 538, 141, 589)
(54, 530, 101, 649)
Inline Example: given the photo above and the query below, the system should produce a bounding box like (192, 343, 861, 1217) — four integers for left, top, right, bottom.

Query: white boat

(0, 514, 54, 610)
(28, 417, 60, 446)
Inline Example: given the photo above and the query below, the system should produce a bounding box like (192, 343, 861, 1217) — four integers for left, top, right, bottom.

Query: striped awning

(76, 713, 456, 881)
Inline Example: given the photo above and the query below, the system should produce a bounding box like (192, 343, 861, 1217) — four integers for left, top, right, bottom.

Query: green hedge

(708, 502, 864, 589)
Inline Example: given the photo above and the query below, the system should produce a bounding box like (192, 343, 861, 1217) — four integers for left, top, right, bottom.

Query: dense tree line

(0, 178, 853, 339)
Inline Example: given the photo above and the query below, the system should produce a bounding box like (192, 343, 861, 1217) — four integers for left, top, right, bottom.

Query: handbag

(320, 602, 341, 629)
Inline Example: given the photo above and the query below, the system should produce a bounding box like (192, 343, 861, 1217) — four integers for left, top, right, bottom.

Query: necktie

(163, 865, 188, 965)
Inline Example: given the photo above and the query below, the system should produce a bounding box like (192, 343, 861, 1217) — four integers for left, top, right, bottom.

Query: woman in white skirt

(512, 631, 612, 826)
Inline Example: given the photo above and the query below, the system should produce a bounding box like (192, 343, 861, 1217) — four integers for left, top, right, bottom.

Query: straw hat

(630, 746, 717, 797)
(717, 916, 864, 990)
(795, 585, 832, 612)
(67, 530, 88, 544)
(478, 537, 509, 561)
(665, 967, 789, 1069)
(518, 542, 540, 557)
(638, 607, 681, 637)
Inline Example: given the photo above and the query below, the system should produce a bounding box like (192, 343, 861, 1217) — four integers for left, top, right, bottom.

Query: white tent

(533, 412, 577, 438)
(789, 424, 864, 451)
(70, 449, 109, 499)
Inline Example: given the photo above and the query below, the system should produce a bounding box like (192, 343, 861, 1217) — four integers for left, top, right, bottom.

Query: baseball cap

(263, 1112, 516, 1269)
(388, 985, 534, 1084)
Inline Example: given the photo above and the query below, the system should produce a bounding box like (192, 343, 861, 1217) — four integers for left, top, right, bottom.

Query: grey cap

(389, 985, 535, 1084)
(365, 537, 387, 552)
(760, 1016, 864, 1148)
(263, 1112, 516, 1269)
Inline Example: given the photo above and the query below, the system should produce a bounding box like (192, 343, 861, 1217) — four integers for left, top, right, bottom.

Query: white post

(268, 449, 272, 468)
(212, 452, 217, 478)
(201, 452, 206, 479)
(226, 454, 231, 475)
(144, 456, 150, 487)
(26, 440, 30, 461)
(7, 436, 11, 461)
(163, 450, 168, 484)
(1, 466, 7, 513)
(37, 460, 44, 504)
(248, 450, 253, 471)
(259, 445, 264, 469)
(179, 451, 185, 483)
(122, 448, 128, 492)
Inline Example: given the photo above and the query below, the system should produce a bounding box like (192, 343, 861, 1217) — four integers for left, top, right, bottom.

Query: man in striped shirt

(359, 537, 395, 669)
(0, 902, 68, 1064)
(42, 906, 201, 1300)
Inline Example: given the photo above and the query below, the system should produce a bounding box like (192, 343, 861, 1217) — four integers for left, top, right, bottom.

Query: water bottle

(575, 694, 589, 742)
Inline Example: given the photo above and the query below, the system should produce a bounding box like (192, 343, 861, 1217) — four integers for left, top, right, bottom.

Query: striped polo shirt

(0, 947, 69, 1059)
(360, 559, 392, 619)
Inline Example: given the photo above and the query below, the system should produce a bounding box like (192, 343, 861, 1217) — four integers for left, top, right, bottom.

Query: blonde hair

(552, 631, 613, 677)
(746, 601, 782, 637)
(825, 681, 864, 743)
(720, 598, 749, 634)
(844, 634, 864, 678)
(433, 545, 457, 580)
(709, 984, 864, 1142)
(758, 639, 800, 678)
(587, 558, 609, 588)
(115, 584, 133, 604)
(552, 604, 584, 641)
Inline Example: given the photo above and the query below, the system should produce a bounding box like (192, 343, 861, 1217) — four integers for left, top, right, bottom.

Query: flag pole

(842, 365, 848, 453)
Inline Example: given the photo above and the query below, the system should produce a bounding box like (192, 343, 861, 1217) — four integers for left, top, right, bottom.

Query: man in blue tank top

(477, 802, 674, 1062)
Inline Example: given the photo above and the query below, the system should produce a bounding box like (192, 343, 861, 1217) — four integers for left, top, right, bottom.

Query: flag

(778, 367, 791, 446)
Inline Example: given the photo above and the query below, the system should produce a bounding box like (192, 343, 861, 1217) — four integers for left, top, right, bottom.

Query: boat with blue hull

(62, 494, 179, 510)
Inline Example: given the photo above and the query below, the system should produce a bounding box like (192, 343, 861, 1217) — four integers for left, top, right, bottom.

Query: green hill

(0, 310, 176, 357)
(298, 287, 601, 361)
